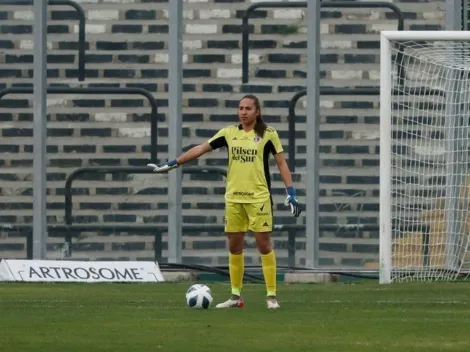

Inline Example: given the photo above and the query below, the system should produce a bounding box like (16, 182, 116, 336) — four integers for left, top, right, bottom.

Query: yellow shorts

(224, 199, 273, 233)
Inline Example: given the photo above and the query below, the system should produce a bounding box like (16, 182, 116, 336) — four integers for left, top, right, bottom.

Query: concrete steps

(0, 0, 445, 266)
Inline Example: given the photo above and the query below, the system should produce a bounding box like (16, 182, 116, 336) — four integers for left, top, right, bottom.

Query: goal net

(380, 31, 470, 283)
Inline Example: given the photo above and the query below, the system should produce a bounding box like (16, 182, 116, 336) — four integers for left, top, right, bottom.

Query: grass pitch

(1, 281, 470, 352)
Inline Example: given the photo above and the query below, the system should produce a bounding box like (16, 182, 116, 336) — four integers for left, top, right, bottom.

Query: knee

(257, 245, 271, 255)
(257, 240, 272, 255)
(228, 234, 244, 254)
(229, 245, 243, 255)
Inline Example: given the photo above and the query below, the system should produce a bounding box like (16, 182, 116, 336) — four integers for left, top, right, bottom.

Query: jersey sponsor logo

(231, 146, 258, 163)
(233, 191, 254, 196)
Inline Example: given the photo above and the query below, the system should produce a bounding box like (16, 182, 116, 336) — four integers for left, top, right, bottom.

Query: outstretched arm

(176, 142, 212, 165)
(148, 141, 213, 172)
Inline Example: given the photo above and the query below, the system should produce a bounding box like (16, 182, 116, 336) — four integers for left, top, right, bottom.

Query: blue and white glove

(147, 159, 179, 172)
(284, 186, 301, 217)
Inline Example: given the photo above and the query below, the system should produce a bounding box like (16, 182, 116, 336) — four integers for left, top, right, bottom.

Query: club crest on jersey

(254, 136, 260, 143)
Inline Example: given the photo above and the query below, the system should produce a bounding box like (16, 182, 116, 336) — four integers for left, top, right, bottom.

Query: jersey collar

(238, 124, 255, 133)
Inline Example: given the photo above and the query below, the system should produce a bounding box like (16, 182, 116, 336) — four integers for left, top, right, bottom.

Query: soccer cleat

(215, 297, 244, 308)
(267, 298, 280, 309)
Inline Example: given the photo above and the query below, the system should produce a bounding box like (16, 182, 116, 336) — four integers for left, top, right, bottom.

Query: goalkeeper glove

(284, 186, 301, 217)
(147, 159, 179, 172)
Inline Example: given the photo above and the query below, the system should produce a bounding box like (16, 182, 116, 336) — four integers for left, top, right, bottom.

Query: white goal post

(380, 31, 470, 283)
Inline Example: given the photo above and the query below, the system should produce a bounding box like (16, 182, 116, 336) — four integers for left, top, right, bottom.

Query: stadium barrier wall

(0, 259, 165, 282)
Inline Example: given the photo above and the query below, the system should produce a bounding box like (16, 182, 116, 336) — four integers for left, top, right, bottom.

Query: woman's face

(238, 98, 259, 126)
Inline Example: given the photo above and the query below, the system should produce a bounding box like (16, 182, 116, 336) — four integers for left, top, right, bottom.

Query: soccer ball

(185, 284, 213, 309)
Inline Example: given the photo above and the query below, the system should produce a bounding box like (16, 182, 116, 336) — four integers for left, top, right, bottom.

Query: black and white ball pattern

(185, 284, 213, 309)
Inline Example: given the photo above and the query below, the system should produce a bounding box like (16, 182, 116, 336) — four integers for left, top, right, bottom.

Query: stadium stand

(0, 0, 444, 267)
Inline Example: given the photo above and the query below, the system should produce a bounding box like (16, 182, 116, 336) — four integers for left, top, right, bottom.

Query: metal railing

(287, 87, 445, 172)
(0, 86, 159, 162)
(0, 0, 86, 81)
(62, 166, 230, 258)
(287, 87, 381, 172)
(241, 1, 405, 84)
(62, 166, 305, 264)
(1, 222, 437, 268)
(0, 222, 306, 265)
(1, 155, 435, 268)
(0, 166, 305, 265)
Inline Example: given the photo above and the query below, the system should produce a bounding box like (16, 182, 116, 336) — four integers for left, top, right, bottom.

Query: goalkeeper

(148, 94, 301, 309)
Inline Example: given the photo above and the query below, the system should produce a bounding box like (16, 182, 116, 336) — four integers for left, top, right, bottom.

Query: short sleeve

(208, 127, 228, 150)
(269, 128, 283, 155)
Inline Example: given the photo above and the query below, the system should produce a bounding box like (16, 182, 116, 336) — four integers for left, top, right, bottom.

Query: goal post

(380, 31, 470, 283)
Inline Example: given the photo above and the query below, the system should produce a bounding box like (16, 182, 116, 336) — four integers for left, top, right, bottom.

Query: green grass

(1, 282, 470, 352)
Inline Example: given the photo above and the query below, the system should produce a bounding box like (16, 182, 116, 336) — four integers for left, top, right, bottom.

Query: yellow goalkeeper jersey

(208, 124, 284, 203)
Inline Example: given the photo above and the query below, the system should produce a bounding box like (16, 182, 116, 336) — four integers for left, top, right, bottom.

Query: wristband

(286, 186, 296, 197)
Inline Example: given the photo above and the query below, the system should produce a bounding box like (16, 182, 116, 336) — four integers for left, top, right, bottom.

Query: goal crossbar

(382, 30, 470, 41)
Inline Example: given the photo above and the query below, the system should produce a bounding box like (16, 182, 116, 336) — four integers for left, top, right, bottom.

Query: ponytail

(254, 115, 267, 138)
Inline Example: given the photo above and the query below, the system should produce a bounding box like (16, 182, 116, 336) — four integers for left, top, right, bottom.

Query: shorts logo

(257, 203, 268, 216)
(263, 222, 269, 227)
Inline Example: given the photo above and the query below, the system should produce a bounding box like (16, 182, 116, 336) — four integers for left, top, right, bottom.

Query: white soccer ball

(185, 284, 213, 309)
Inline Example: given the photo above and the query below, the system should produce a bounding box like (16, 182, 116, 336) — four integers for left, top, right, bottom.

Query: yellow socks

(229, 252, 244, 296)
(261, 250, 277, 297)
(229, 251, 277, 297)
